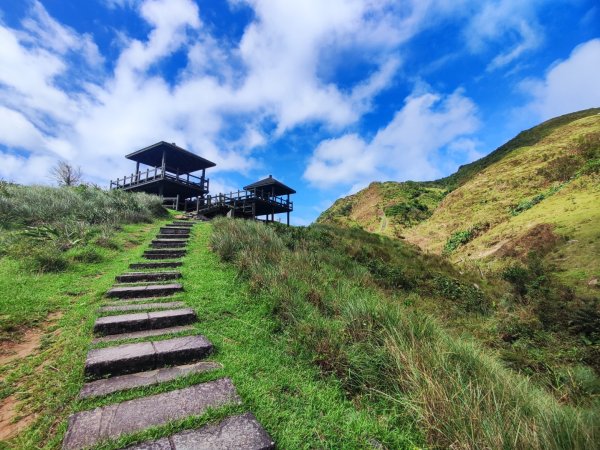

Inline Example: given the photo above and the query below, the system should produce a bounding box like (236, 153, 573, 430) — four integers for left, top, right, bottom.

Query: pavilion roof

(244, 175, 296, 196)
(126, 141, 216, 173)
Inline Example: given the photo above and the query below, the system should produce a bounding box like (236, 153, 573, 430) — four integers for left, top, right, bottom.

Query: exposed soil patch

(496, 223, 560, 259)
(0, 395, 35, 440)
(0, 311, 62, 440)
(0, 311, 63, 365)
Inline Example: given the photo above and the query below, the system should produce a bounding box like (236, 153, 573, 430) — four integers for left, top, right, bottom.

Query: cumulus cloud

(304, 89, 479, 189)
(0, 0, 554, 189)
(521, 39, 600, 120)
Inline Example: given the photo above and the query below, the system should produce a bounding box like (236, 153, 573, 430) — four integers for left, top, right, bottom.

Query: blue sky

(0, 0, 599, 224)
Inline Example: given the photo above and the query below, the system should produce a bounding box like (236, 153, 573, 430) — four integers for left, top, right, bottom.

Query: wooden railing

(198, 190, 293, 212)
(109, 167, 209, 192)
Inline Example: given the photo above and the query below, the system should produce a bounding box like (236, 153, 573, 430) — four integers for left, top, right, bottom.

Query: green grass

(1, 220, 423, 449)
(0, 219, 171, 449)
(211, 219, 599, 449)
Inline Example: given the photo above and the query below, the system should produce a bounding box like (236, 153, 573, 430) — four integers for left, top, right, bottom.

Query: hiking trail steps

(62, 219, 274, 450)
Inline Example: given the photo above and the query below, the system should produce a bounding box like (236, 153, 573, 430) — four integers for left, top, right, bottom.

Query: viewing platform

(109, 141, 215, 203)
(196, 175, 295, 225)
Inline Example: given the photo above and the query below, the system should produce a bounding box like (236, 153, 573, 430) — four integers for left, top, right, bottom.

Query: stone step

(127, 413, 275, 450)
(170, 221, 193, 227)
(79, 361, 222, 399)
(63, 378, 240, 450)
(152, 239, 188, 245)
(94, 309, 197, 336)
(116, 272, 181, 283)
(93, 325, 195, 343)
(99, 302, 186, 313)
(85, 335, 213, 379)
(149, 241, 187, 249)
(156, 234, 189, 240)
(159, 227, 191, 235)
(143, 250, 186, 260)
(104, 297, 178, 306)
(129, 261, 183, 270)
(106, 283, 183, 299)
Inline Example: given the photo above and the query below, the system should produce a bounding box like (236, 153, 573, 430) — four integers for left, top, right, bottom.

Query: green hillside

(317, 108, 600, 297)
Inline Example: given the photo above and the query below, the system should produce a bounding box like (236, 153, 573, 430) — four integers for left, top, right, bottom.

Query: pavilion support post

(287, 211, 290, 226)
(252, 201, 256, 220)
(161, 150, 166, 177)
(135, 162, 140, 182)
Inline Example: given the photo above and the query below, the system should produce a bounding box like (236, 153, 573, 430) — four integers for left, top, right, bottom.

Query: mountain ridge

(317, 108, 600, 295)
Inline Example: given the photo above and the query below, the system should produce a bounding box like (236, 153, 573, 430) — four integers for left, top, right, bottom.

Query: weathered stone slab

(104, 297, 177, 306)
(79, 361, 222, 398)
(154, 335, 212, 367)
(156, 234, 189, 240)
(129, 261, 182, 269)
(116, 272, 182, 283)
(143, 250, 186, 260)
(93, 325, 195, 343)
(106, 284, 183, 299)
(171, 221, 193, 227)
(148, 309, 197, 329)
(159, 227, 191, 235)
(85, 335, 212, 379)
(149, 241, 187, 249)
(85, 341, 155, 379)
(63, 378, 240, 450)
(151, 239, 188, 244)
(99, 302, 185, 313)
(94, 309, 196, 336)
(126, 413, 275, 450)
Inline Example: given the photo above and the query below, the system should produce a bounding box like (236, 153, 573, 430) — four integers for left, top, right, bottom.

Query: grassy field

(211, 219, 599, 449)
(1, 220, 423, 449)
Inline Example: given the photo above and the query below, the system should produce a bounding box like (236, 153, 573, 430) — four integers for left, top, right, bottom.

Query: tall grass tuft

(0, 182, 167, 272)
(211, 218, 599, 449)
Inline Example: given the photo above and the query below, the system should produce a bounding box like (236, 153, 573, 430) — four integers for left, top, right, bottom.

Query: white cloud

(522, 39, 600, 120)
(0, 0, 555, 190)
(304, 89, 479, 188)
(21, 1, 103, 66)
(465, 0, 544, 71)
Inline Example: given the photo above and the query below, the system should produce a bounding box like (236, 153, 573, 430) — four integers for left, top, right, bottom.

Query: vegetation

(49, 161, 83, 187)
(212, 219, 599, 449)
(318, 109, 600, 302)
(443, 223, 488, 254)
(1, 221, 424, 449)
(0, 183, 166, 274)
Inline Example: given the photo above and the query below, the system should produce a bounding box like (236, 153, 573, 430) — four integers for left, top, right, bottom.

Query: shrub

(22, 244, 70, 273)
(443, 223, 489, 254)
(71, 247, 103, 263)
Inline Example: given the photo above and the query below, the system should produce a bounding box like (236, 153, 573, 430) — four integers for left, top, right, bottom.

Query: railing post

(175, 194, 179, 211)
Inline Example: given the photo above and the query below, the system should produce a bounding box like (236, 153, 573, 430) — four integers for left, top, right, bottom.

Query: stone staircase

(62, 220, 275, 450)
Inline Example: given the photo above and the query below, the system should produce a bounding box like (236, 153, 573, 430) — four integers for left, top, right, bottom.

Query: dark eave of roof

(244, 175, 296, 195)
(126, 141, 216, 173)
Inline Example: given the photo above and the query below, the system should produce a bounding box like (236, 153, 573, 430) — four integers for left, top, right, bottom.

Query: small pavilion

(196, 175, 295, 225)
(243, 175, 296, 225)
(109, 141, 216, 208)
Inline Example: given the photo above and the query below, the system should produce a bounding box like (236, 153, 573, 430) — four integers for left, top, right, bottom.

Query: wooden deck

(195, 191, 293, 222)
(109, 167, 209, 197)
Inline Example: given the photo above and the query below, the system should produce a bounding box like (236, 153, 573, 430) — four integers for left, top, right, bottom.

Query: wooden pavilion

(196, 175, 295, 225)
(109, 141, 216, 208)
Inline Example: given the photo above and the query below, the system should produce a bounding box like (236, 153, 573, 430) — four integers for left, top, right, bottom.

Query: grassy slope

(2, 221, 419, 449)
(1, 219, 169, 449)
(318, 109, 600, 295)
(211, 219, 599, 449)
